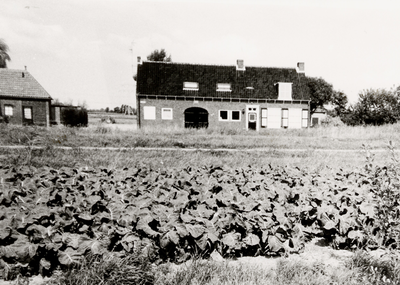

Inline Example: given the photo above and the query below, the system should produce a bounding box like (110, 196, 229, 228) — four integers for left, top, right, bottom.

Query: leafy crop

(0, 160, 400, 280)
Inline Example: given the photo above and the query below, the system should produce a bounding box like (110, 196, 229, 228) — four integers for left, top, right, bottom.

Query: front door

(246, 105, 259, 131)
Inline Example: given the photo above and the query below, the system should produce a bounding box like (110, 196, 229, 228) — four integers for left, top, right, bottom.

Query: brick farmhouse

(0, 68, 51, 126)
(136, 59, 310, 131)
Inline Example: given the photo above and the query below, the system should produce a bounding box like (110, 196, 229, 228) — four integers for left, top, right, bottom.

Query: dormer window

(277, 82, 292, 100)
(217, 83, 231, 92)
(183, 82, 199, 91)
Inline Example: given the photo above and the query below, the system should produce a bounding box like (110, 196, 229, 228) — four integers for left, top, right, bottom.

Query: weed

(45, 251, 154, 285)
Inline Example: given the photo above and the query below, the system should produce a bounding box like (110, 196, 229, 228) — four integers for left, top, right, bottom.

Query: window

(231, 110, 240, 121)
(219, 110, 229, 121)
(261, 108, 267, 128)
(143, 106, 156, 120)
(162, 108, 173, 120)
(23, 107, 32, 120)
(282, 109, 288, 128)
(183, 82, 199, 91)
(4, 105, 13, 116)
(302, 109, 308, 128)
(219, 110, 241, 121)
(277, 83, 292, 100)
(217, 83, 231, 92)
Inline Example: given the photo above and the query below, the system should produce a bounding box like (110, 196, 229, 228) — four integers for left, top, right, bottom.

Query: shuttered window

(143, 106, 156, 120)
(282, 109, 289, 128)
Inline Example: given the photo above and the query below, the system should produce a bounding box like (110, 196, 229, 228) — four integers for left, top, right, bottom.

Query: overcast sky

(1, 0, 400, 109)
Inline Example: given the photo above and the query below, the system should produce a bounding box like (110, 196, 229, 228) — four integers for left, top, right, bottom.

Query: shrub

(0, 115, 9, 124)
(100, 116, 116, 124)
(61, 108, 88, 127)
(320, 115, 345, 127)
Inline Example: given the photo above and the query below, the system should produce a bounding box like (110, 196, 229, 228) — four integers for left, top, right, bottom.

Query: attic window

(277, 82, 292, 100)
(183, 82, 199, 91)
(217, 83, 231, 92)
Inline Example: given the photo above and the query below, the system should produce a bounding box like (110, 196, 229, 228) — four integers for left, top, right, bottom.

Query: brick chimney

(137, 56, 142, 65)
(297, 62, 305, 73)
(236, 59, 245, 71)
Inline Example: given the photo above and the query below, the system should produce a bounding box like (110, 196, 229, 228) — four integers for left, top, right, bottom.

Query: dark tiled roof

(0, 69, 51, 100)
(136, 61, 310, 100)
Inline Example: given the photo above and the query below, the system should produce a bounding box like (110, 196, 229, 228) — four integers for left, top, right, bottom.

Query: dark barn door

(184, 107, 208, 128)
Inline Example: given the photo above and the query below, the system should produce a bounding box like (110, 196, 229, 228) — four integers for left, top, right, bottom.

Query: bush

(0, 115, 9, 124)
(100, 116, 116, 124)
(61, 108, 88, 127)
(320, 115, 345, 127)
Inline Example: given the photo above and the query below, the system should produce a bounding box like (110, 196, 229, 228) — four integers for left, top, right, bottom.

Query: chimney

(297, 62, 305, 73)
(25, 66, 27, 71)
(137, 56, 142, 65)
(236, 59, 245, 71)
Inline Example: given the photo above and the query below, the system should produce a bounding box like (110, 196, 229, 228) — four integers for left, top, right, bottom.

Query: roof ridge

(143, 60, 297, 70)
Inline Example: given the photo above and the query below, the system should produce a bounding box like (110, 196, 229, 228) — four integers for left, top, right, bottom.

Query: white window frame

(219, 110, 229, 121)
(183, 82, 199, 91)
(143, 106, 156, 120)
(161, 108, 173, 120)
(261, 108, 268, 128)
(277, 82, 293, 100)
(231, 110, 241, 121)
(302, 109, 309, 128)
(4, 105, 13, 116)
(219, 110, 242, 122)
(217, 83, 231, 92)
(23, 107, 32, 120)
(282, 108, 289, 128)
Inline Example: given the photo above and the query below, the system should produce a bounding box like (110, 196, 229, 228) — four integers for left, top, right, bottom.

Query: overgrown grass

(2, 123, 400, 150)
(43, 252, 155, 285)
(1, 123, 400, 171)
(1, 146, 381, 172)
(42, 251, 400, 285)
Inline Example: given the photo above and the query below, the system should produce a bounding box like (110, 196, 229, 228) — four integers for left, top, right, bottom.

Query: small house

(0, 68, 52, 126)
(136, 59, 310, 130)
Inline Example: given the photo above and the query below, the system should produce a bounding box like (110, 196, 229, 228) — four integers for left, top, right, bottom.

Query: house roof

(136, 61, 310, 100)
(0, 69, 51, 100)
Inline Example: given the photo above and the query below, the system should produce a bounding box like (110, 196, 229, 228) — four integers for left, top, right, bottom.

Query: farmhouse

(0, 68, 52, 126)
(136, 58, 311, 130)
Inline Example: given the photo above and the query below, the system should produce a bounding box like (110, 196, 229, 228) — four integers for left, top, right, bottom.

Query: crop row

(0, 162, 398, 279)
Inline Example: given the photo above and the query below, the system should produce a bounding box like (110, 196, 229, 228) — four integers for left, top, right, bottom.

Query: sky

(1, 0, 400, 109)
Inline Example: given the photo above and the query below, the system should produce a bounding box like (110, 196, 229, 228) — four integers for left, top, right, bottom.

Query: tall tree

(330, 90, 348, 117)
(0, 39, 11, 68)
(147, 49, 171, 62)
(306, 77, 335, 115)
(349, 88, 400, 125)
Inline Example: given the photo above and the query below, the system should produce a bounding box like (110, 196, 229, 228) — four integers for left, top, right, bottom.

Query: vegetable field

(1, 160, 400, 280)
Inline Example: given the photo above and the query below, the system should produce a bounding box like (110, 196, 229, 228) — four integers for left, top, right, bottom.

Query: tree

(147, 49, 171, 62)
(133, 49, 172, 81)
(306, 77, 335, 115)
(330, 90, 348, 117)
(347, 88, 400, 125)
(0, 39, 11, 68)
